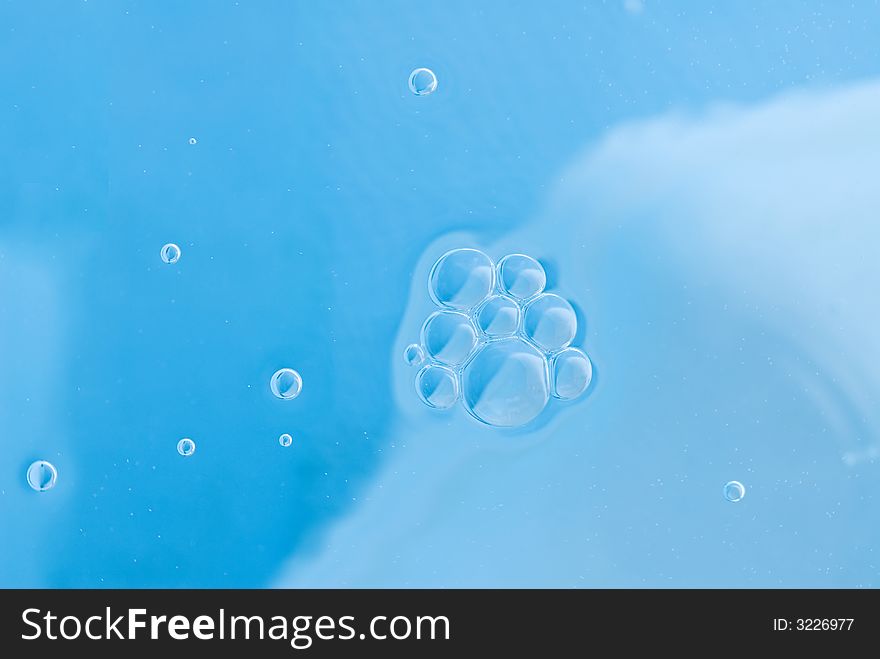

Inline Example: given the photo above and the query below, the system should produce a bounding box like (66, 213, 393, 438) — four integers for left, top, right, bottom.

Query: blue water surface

(2, 1, 880, 587)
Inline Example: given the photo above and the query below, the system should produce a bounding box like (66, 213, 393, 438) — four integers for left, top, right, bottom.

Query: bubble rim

(270, 367, 303, 400)
(408, 67, 438, 96)
(26, 460, 58, 492)
(177, 438, 196, 457)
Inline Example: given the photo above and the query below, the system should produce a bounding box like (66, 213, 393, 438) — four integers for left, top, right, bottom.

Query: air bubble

(26, 460, 58, 492)
(416, 364, 459, 409)
(408, 67, 438, 96)
(523, 293, 577, 352)
(177, 438, 196, 457)
(403, 343, 425, 367)
(160, 243, 181, 264)
(279, 433, 293, 447)
(551, 348, 592, 400)
(497, 254, 546, 300)
(270, 368, 303, 400)
(476, 295, 520, 337)
(461, 337, 550, 427)
(188, 137, 197, 145)
(421, 311, 478, 366)
(724, 480, 746, 502)
(428, 248, 495, 311)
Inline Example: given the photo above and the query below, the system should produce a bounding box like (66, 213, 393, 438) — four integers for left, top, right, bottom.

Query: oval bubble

(724, 480, 746, 502)
(416, 364, 459, 409)
(523, 293, 577, 352)
(551, 348, 593, 400)
(497, 254, 546, 300)
(270, 368, 303, 400)
(421, 311, 478, 367)
(26, 460, 58, 492)
(160, 243, 181, 264)
(177, 438, 196, 457)
(461, 337, 550, 427)
(408, 67, 438, 96)
(428, 248, 495, 311)
(476, 295, 520, 337)
(403, 343, 425, 367)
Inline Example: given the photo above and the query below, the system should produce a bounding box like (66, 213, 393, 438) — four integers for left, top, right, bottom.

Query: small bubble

(408, 67, 438, 96)
(476, 295, 520, 337)
(403, 343, 425, 367)
(160, 243, 181, 264)
(279, 433, 293, 447)
(416, 364, 459, 409)
(723, 480, 746, 502)
(428, 248, 495, 311)
(188, 137, 197, 145)
(421, 310, 478, 367)
(523, 293, 577, 352)
(551, 348, 593, 400)
(497, 254, 546, 300)
(270, 368, 303, 400)
(26, 460, 58, 492)
(177, 438, 196, 457)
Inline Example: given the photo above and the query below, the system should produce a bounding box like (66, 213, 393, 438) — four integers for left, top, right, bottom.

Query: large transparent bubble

(416, 364, 459, 409)
(461, 338, 550, 427)
(428, 248, 495, 311)
(497, 253, 546, 300)
(476, 295, 520, 338)
(551, 348, 593, 400)
(421, 311, 478, 367)
(523, 293, 577, 352)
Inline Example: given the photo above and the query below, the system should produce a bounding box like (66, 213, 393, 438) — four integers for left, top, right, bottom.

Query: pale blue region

(2, 0, 880, 588)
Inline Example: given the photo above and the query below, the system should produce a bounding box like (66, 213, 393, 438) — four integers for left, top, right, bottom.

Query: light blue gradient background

(2, 1, 879, 587)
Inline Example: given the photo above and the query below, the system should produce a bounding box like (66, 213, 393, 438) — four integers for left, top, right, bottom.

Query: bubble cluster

(160, 243, 181, 264)
(279, 433, 293, 447)
(26, 460, 58, 492)
(177, 438, 196, 457)
(724, 480, 746, 503)
(407, 248, 593, 427)
(270, 368, 303, 400)
(408, 67, 438, 96)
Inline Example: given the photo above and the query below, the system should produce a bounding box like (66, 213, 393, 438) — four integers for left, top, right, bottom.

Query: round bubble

(461, 337, 550, 427)
(160, 243, 181, 264)
(177, 438, 196, 457)
(497, 254, 546, 300)
(408, 67, 438, 96)
(270, 368, 303, 400)
(551, 348, 593, 400)
(26, 460, 58, 492)
(421, 311, 478, 367)
(523, 293, 577, 352)
(403, 343, 425, 367)
(188, 137, 197, 145)
(724, 480, 746, 502)
(476, 295, 520, 337)
(428, 248, 495, 311)
(416, 364, 459, 409)
(279, 433, 293, 447)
